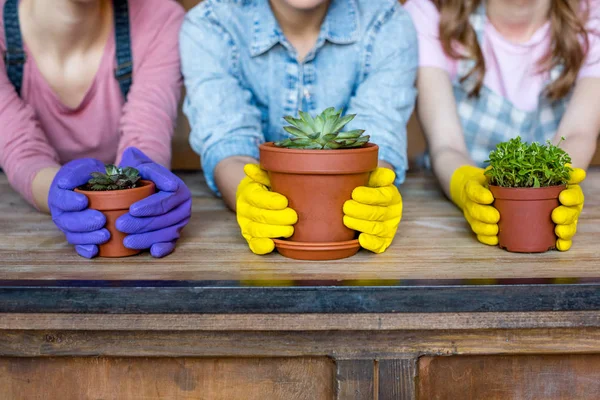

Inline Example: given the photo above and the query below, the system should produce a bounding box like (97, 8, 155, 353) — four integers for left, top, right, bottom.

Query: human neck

(487, 0, 551, 43)
(269, 0, 330, 60)
(23, 0, 111, 56)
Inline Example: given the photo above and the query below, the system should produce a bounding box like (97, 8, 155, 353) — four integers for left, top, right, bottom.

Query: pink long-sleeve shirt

(0, 0, 184, 206)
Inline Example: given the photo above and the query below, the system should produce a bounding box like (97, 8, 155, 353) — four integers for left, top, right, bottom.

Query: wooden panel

(418, 354, 600, 400)
(0, 356, 333, 400)
(3, 311, 600, 331)
(378, 359, 417, 400)
(3, 328, 600, 358)
(2, 171, 600, 282)
(335, 359, 374, 400)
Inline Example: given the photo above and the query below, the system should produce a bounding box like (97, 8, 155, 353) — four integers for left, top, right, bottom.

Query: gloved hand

(450, 165, 499, 246)
(116, 147, 191, 258)
(552, 166, 585, 251)
(236, 164, 298, 255)
(343, 167, 402, 253)
(49, 158, 110, 258)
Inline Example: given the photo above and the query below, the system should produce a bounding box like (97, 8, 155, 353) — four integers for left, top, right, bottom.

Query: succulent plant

(82, 164, 141, 191)
(274, 107, 370, 150)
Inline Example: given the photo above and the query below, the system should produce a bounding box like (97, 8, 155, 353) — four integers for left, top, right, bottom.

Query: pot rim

(259, 142, 379, 175)
(259, 142, 378, 154)
(75, 180, 155, 211)
(75, 179, 154, 195)
(489, 184, 566, 201)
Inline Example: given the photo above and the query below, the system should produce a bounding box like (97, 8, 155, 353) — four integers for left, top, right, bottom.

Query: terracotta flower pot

(489, 185, 565, 253)
(75, 180, 155, 257)
(259, 142, 379, 260)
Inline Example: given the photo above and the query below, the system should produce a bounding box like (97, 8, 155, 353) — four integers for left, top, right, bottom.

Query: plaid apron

(454, 3, 570, 166)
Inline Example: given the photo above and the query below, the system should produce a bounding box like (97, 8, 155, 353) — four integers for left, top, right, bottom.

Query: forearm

(430, 147, 475, 198)
(554, 132, 598, 170)
(214, 155, 259, 211)
(32, 166, 61, 213)
(553, 78, 600, 169)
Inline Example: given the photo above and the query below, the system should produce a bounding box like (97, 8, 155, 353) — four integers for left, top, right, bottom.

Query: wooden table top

(1, 170, 599, 283)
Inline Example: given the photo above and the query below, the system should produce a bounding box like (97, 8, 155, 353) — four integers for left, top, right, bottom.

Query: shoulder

(403, 0, 440, 38)
(355, 0, 417, 46)
(181, 0, 255, 54)
(128, 0, 185, 38)
(183, 0, 253, 37)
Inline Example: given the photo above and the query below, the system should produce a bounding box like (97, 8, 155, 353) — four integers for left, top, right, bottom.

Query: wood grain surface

(418, 354, 600, 400)
(0, 356, 334, 400)
(335, 360, 374, 400)
(1, 171, 600, 281)
(3, 328, 600, 358)
(2, 311, 600, 331)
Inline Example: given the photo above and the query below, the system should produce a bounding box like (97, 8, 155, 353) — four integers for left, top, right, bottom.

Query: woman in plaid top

(405, 0, 600, 251)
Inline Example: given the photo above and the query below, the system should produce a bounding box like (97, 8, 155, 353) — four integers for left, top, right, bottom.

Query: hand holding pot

(236, 164, 298, 255)
(49, 158, 110, 258)
(116, 147, 192, 258)
(552, 166, 586, 251)
(343, 167, 402, 253)
(450, 165, 500, 246)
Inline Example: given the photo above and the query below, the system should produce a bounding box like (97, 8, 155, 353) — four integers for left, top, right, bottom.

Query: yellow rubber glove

(236, 164, 298, 255)
(552, 166, 585, 251)
(342, 168, 402, 253)
(450, 165, 500, 246)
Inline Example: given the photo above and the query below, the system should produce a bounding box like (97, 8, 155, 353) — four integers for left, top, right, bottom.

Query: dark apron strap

(2, 0, 132, 99)
(113, 0, 133, 100)
(3, 0, 26, 96)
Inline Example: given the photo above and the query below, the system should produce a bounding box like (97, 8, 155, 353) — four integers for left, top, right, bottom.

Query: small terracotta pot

(489, 185, 565, 253)
(260, 142, 379, 260)
(75, 180, 155, 257)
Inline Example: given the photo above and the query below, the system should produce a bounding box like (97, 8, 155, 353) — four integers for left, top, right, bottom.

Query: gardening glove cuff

(48, 158, 110, 259)
(343, 167, 402, 254)
(450, 165, 499, 246)
(236, 164, 298, 255)
(552, 166, 586, 252)
(116, 147, 191, 258)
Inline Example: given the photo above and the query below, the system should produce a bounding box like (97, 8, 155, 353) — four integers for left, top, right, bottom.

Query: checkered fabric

(454, 3, 571, 166)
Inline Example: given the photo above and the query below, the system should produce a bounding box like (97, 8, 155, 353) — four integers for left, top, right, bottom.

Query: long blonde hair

(432, 0, 591, 100)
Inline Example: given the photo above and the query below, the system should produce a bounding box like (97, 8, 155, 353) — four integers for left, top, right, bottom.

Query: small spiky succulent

(274, 107, 370, 150)
(82, 164, 141, 191)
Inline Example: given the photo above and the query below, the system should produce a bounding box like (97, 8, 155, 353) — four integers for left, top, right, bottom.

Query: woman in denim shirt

(181, 0, 417, 255)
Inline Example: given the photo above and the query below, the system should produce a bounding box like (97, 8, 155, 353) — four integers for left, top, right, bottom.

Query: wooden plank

(418, 354, 600, 400)
(2, 284, 600, 314)
(2, 171, 600, 281)
(335, 360, 374, 400)
(0, 356, 334, 400)
(3, 311, 600, 331)
(3, 328, 600, 358)
(378, 359, 417, 400)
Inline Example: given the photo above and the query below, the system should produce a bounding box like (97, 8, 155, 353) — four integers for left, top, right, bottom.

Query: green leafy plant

(484, 137, 572, 188)
(274, 107, 370, 149)
(81, 164, 141, 191)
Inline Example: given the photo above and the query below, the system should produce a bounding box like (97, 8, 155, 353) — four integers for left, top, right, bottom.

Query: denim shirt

(180, 0, 418, 194)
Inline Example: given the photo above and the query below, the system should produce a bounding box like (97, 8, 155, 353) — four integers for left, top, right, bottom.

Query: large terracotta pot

(489, 185, 565, 253)
(259, 142, 379, 260)
(75, 180, 155, 257)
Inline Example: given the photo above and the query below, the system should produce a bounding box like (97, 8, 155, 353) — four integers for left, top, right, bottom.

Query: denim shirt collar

(251, 0, 360, 57)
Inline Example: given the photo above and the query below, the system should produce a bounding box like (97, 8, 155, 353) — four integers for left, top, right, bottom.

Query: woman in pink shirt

(405, 0, 600, 251)
(0, 0, 191, 258)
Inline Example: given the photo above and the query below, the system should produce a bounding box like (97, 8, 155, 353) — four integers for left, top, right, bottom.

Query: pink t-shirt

(0, 0, 185, 205)
(404, 0, 600, 111)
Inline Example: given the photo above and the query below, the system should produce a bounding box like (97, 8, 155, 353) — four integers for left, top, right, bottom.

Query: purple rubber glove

(116, 147, 191, 257)
(49, 159, 110, 258)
